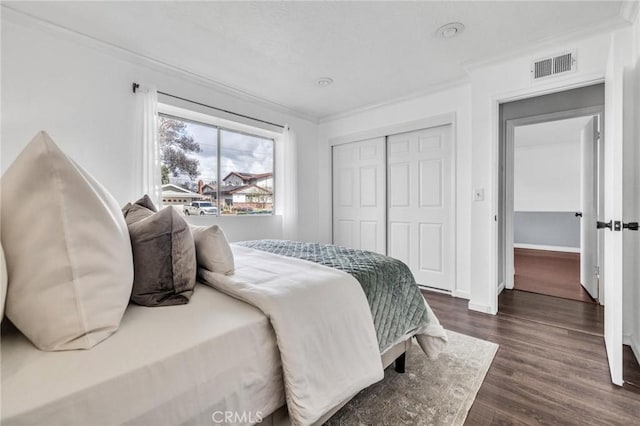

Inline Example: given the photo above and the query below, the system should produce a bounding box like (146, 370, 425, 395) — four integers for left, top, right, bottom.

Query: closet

(332, 125, 454, 291)
(332, 137, 386, 255)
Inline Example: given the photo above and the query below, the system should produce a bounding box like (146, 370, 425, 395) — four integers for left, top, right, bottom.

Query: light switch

(473, 188, 484, 201)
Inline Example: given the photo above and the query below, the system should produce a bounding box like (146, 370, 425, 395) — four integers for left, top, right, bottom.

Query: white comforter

(198, 246, 384, 426)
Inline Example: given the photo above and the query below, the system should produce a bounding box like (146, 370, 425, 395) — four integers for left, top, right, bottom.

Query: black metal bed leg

(394, 352, 406, 373)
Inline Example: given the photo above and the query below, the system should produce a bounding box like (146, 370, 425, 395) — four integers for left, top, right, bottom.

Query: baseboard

(417, 285, 451, 295)
(421, 286, 469, 300)
(452, 289, 470, 299)
(514, 243, 580, 253)
(497, 281, 505, 295)
(468, 301, 497, 315)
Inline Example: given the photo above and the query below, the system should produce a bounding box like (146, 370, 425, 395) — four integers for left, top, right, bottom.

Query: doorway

(497, 84, 606, 335)
(508, 115, 602, 303)
(497, 83, 605, 304)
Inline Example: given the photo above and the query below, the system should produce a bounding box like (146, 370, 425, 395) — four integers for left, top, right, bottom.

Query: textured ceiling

(3, 1, 629, 120)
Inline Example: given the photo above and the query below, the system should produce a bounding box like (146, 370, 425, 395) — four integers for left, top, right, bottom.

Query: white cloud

(171, 122, 273, 186)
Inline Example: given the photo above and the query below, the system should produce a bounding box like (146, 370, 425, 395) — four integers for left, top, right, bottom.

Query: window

(158, 114, 274, 216)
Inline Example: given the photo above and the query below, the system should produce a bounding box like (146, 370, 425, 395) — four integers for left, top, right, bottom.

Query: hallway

(513, 248, 594, 303)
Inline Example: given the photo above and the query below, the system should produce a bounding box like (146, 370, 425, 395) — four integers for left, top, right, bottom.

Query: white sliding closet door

(332, 138, 386, 254)
(387, 126, 454, 290)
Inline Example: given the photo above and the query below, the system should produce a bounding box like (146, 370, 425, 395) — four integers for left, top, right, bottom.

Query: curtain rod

(132, 83, 285, 129)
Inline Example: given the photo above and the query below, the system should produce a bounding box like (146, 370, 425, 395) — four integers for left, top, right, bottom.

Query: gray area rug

(324, 331, 498, 426)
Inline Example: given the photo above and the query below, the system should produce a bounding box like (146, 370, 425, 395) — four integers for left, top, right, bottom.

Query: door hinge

(594, 265, 600, 276)
(595, 131, 601, 140)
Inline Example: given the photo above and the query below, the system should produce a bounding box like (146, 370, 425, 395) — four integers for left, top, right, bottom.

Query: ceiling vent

(531, 51, 576, 80)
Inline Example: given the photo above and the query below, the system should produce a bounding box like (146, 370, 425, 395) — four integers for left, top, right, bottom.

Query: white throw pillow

(0, 132, 134, 351)
(190, 225, 235, 275)
(0, 244, 6, 319)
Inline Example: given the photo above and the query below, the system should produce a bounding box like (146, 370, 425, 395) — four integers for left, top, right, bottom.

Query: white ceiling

(3, 1, 630, 120)
(515, 116, 593, 148)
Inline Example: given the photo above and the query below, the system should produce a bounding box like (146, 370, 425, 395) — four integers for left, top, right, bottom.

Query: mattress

(1, 284, 285, 426)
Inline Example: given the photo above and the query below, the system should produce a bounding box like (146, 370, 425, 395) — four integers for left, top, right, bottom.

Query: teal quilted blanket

(236, 240, 442, 353)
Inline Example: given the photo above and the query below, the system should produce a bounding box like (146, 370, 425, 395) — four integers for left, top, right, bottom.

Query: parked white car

(184, 201, 218, 216)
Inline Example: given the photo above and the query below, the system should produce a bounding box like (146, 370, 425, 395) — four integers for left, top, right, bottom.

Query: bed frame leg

(395, 352, 406, 373)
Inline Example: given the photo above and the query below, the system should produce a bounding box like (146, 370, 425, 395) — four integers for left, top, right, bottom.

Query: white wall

(467, 32, 613, 314)
(184, 215, 283, 242)
(318, 84, 473, 299)
(514, 141, 581, 212)
(0, 11, 319, 242)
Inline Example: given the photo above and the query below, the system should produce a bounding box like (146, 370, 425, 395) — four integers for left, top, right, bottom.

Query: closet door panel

(332, 138, 386, 254)
(419, 223, 443, 272)
(389, 162, 411, 207)
(389, 221, 411, 265)
(360, 221, 379, 252)
(387, 125, 453, 291)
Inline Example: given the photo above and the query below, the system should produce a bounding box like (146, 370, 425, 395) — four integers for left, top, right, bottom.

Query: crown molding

(318, 77, 469, 124)
(620, 0, 640, 23)
(1, 5, 318, 124)
(463, 14, 630, 72)
(4, 3, 635, 126)
(319, 9, 628, 124)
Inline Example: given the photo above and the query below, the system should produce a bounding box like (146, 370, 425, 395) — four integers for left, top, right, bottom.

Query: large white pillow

(0, 132, 134, 351)
(190, 225, 235, 275)
(0, 244, 6, 319)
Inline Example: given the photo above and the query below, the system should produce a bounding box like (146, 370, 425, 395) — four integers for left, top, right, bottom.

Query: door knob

(623, 222, 639, 231)
(597, 220, 612, 230)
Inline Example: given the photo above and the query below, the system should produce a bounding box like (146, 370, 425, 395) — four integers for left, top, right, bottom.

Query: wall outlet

(473, 188, 484, 201)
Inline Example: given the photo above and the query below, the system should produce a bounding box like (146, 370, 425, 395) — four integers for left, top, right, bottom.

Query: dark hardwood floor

(625, 347, 640, 389)
(422, 289, 640, 425)
(514, 248, 594, 303)
(498, 289, 603, 335)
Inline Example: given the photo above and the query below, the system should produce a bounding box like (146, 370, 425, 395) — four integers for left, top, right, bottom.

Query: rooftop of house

(222, 172, 273, 182)
(161, 183, 204, 199)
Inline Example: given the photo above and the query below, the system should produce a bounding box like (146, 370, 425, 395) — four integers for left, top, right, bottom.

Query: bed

(1, 241, 446, 426)
(1, 284, 284, 425)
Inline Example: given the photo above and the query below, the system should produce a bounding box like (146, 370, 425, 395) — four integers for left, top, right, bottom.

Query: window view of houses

(159, 115, 274, 215)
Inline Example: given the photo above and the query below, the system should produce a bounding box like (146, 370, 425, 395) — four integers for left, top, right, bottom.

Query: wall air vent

(531, 51, 576, 80)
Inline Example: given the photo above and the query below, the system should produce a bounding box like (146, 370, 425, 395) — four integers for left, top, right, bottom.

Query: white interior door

(604, 81, 626, 386)
(387, 125, 454, 290)
(580, 117, 598, 299)
(332, 138, 386, 254)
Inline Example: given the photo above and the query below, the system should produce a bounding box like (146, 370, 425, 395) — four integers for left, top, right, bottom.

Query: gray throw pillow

(124, 203, 155, 226)
(122, 194, 158, 224)
(124, 197, 196, 306)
